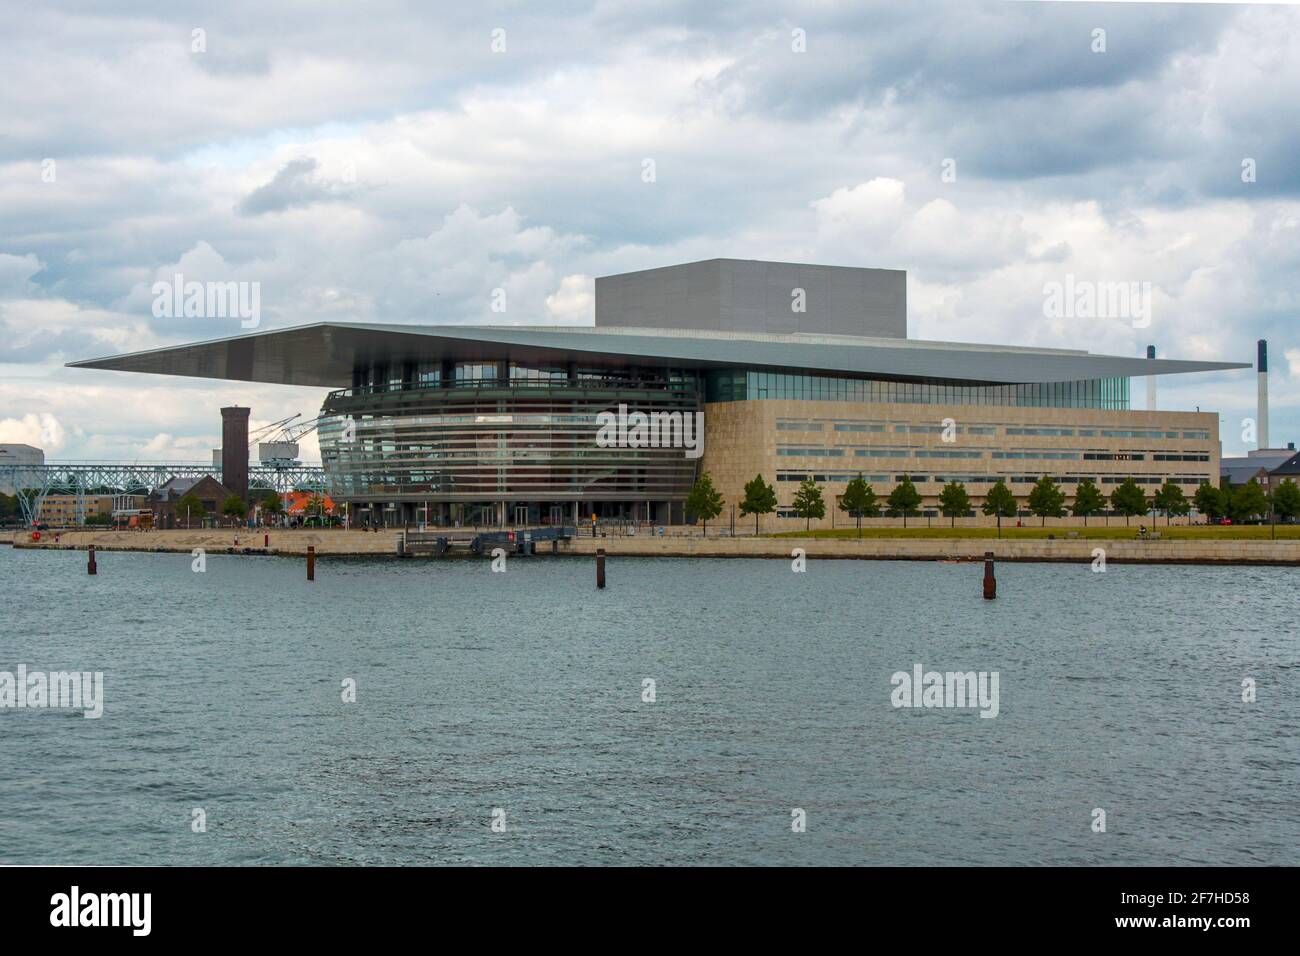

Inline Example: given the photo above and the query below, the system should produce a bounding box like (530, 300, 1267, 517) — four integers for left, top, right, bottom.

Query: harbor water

(0, 544, 1295, 865)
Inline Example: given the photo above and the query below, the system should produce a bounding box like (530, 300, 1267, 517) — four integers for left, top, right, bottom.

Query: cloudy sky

(2, 0, 1296, 462)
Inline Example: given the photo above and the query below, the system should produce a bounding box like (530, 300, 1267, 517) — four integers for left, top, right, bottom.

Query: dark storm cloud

(239, 157, 344, 215)
(700, 1, 1236, 185)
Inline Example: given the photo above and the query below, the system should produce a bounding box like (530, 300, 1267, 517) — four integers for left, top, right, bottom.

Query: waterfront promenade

(5, 527, 1299, 564)
(4, 528, 400, 556)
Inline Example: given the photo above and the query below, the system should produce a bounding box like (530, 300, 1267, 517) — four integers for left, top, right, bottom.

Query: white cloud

(546, 274, 595, 324)
(811, 178, 906, 248)
(0, 412, 66, 452)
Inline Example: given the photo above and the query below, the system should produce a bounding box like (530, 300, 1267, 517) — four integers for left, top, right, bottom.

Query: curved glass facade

(705, 369, 1129, 408)
(318, 364, 701, 523)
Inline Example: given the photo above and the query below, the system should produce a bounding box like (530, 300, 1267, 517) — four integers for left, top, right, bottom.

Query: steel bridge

(0, 462, 327, 527)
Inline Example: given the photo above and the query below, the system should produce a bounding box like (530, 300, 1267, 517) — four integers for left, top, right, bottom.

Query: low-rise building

(0, 443, 44, 494)
(1221, 444, 1298, 493)
(148, 475, 235, 528)
(35, 494, 114, 526)
(1268, 449, 1300, 483)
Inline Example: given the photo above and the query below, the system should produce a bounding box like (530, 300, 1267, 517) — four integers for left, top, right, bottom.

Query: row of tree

(171, 491, 330, 526)
(683, 472, 1300, 535)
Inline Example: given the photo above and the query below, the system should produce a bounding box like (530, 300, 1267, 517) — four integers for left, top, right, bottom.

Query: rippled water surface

(0, 544, 1295, 865)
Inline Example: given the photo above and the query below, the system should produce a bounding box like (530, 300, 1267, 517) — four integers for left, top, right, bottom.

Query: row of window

(779, 447, 1210, 462)
(992, 451, 1081, 460)
(776, 472, 1209, 486)
(779, 420, 1211, 440)
(353, 363, 698, 391)
(777, 473, 891, 483)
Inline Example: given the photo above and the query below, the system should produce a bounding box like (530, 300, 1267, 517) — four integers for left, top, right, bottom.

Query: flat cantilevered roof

(67, 322, 1248, 389)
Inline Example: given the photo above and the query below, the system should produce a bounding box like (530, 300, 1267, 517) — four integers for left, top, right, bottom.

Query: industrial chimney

(221, 406, 250, 503)
(1257, 339, 1269, 450)
(1146, 344, 1156, 411)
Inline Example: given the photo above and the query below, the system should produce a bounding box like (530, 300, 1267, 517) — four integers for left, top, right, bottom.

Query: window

(455, 362, 499, 382)
(1005, 427, 1075, 436)
(1100, 429, 1178, 439)
(509, 364, 567, 382)
(992, 451, 1079, 460)
(777, 447, 844, 457)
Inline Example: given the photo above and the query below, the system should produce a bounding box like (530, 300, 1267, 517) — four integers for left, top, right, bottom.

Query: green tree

(1272, 478, 1300, 522)
(685, 471, 724, 536)
(175, 491, 205, 528)
(1230, 478, 1269, 523)
(260, 490, 284, 522)
(791, 477, 826, 531)
(1026, 475, 1066, 526)
(1071, 478, 1106, 526)
(738, 474, 777, 536)
(937, 481, 971, 527)
(886, 475, 922, 528)
(1194, 482, 1226, 522)
(1109, 477, 1147, 526)
(221, 494, 247, 526)
(304, 493, 328, 524)
(981, 479, 1017, 538)
(1153, 480, 1189, 526)
(839, 473, 880, 538)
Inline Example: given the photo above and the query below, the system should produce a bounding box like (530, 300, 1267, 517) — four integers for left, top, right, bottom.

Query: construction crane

(256, 416, 323, 493)
(280, 417, 321, 444)
(248, 414, 302, 448)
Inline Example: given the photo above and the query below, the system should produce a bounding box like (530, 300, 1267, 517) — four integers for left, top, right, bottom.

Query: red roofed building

(282, 491, 337, 519)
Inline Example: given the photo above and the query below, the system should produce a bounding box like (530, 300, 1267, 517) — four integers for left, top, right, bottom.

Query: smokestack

(1146, 344, 1156, 411)
(1257, 339, 1269, 450)
(221, 406, 250, 503)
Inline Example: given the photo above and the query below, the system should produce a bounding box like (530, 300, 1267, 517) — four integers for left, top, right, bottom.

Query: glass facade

(705, 369, 1129, 409)
(319, 363, 702, 509)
